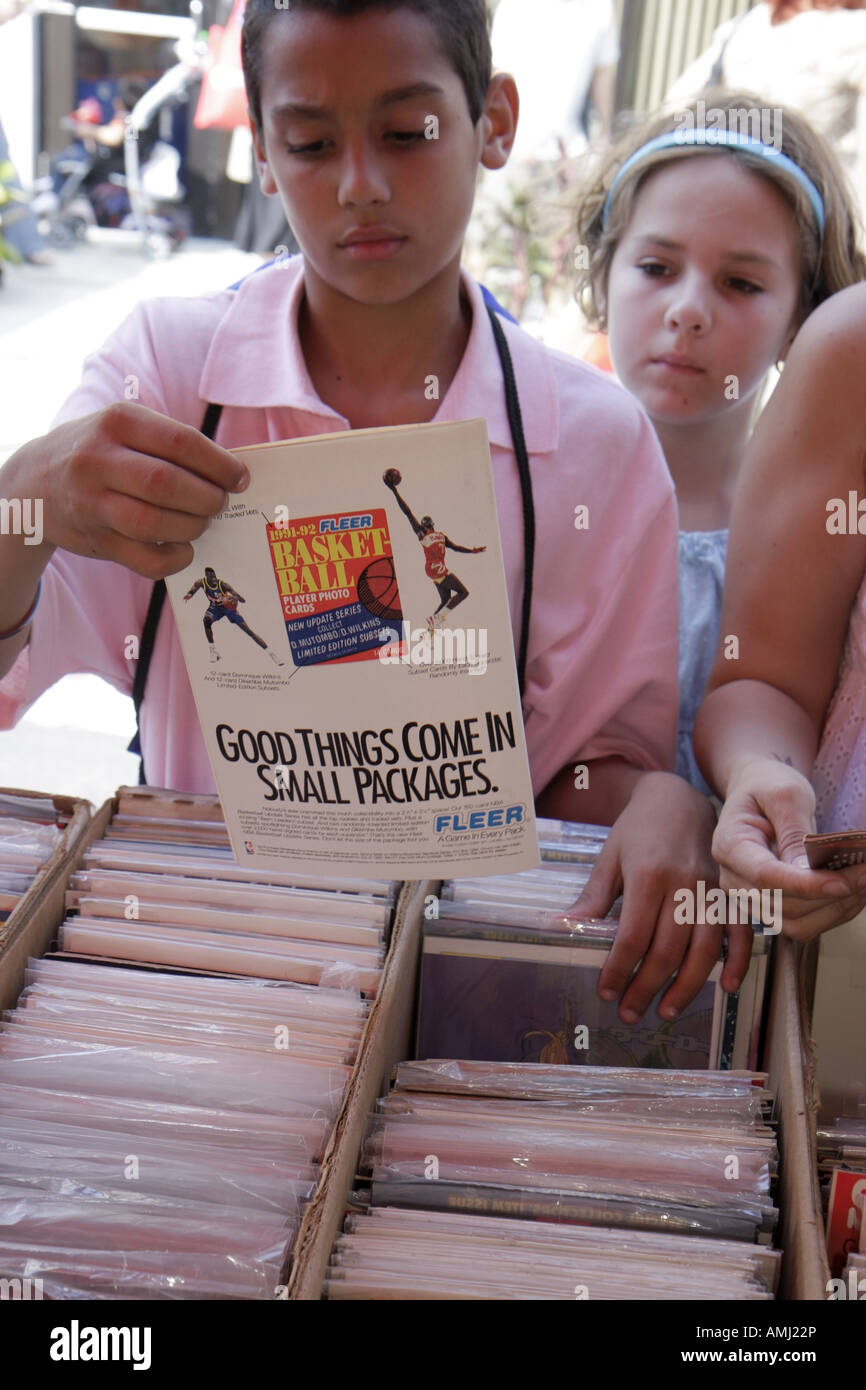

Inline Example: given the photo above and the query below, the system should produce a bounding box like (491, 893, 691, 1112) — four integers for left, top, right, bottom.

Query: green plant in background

(0, 158, 25, 264)
(467, 156, 583, 323)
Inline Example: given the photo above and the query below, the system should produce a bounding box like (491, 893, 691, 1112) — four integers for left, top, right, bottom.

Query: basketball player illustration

(184, 567, 284, 666)
(383, 470, 486, 630)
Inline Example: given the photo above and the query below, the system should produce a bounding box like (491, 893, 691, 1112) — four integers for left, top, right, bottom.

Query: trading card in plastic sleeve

(804, 830, 866, 871)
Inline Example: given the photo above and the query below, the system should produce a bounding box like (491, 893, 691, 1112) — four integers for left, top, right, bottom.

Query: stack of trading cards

(323, 1059, 780, 1300)
(0, 789, 396, 1297)
(0, 957, 369, 1298)
(324, 1208, 780, 1300)
(58, 789, 395, 996)
(0, 793, 64, 924)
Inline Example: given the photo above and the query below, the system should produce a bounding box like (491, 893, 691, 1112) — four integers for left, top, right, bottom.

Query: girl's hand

(712, 757, 866, 941)
(568, 771, 753, 1023)
(8, 403, 249, 580)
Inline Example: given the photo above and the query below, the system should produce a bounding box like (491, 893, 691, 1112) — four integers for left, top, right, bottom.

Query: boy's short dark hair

(241, 0, 492, 134)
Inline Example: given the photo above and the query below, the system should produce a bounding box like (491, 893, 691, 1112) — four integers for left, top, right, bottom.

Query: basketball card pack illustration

(266, 507, 401, 667)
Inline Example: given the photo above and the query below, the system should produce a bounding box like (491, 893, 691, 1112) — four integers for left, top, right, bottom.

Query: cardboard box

(0, 786, 92, 976)
(0, 790, 424, 1298)
(287, 879, 432, 1299)
(0, 801, 833, 1301)
(760, 935, 830, 1300)
(805, 906, 866, 1123)
(291, 906, 832, 1301)
(0, 796, 110, 1015)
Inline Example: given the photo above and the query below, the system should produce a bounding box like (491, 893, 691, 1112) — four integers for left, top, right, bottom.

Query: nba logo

(244, 841, 254, 855)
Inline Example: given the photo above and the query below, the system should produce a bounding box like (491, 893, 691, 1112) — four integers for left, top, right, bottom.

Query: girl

(557, 90, 866, 1016)
(574, 90, 865, 792)
(694, 281, 866, 940)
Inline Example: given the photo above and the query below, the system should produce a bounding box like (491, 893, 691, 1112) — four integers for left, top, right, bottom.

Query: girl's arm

(694, 282, 866, 931)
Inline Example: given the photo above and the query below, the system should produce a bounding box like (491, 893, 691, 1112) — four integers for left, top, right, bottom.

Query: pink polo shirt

(0, 259, 678, 796)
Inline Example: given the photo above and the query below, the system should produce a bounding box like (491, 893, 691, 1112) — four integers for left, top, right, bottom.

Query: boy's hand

(712, 757, 866, 941)
(10, 403, 249, 580)
(568, 771, 752, 1023)
(472, 546, 487, 553)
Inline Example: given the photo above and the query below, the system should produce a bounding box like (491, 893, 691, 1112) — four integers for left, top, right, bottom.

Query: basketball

(357, 557, 402, 622)
(222, 593, 239, 611)
(383, 468, 402, 486)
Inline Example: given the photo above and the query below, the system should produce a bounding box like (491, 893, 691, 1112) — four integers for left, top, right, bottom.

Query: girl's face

(605, 155, 803, 427)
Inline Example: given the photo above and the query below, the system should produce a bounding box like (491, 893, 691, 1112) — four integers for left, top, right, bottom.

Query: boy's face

(251, 8, 514, 306)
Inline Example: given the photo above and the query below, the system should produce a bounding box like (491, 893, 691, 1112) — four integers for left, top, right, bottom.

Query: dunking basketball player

(184, 567, 284, 665)
(383, 472, 486, 630)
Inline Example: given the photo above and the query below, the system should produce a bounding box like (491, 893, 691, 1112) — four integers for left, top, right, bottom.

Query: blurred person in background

(493, 0, 619, 163)
(470, 0, 619, 324)
(667, 1, 866, 224)
(0, 0, 51, 272)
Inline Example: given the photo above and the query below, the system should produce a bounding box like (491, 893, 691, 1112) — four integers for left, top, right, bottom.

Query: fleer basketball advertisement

(165, 418, 538, 879)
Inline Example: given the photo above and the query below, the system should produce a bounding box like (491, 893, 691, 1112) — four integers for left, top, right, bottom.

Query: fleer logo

(49, 1321, 152, 1371)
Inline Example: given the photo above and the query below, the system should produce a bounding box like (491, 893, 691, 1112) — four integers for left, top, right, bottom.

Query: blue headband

(602, 129, 826, 236)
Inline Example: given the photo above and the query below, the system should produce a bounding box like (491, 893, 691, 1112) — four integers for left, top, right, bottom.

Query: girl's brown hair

(575, 89, 866, 332)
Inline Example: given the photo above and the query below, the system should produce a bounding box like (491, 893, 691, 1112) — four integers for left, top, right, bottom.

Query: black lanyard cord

(486, 304, 535, 699)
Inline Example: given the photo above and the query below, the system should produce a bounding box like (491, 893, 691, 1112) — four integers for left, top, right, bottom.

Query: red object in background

(825, 1169, 866, 1277)
(583, 332, 614, 375)
(194, 0, 249, 131)
(72, 97, 104, 126)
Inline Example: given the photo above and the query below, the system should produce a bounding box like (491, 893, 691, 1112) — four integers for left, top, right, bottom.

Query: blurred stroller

(35, 29, 206, 257)
(119, 60, 204, 258)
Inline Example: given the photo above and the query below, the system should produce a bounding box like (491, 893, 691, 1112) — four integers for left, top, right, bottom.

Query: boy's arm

(0, 523, 52, 676)
(536, 755, 641, 826)
(0, 298, 247, 703)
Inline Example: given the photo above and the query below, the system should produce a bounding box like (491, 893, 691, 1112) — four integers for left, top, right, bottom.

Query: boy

(0, 1, 691, 1019)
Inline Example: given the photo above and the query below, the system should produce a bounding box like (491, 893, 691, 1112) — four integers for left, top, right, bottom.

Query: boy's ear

(479, 73, 519, 172)
(251, 119, 279, 196)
